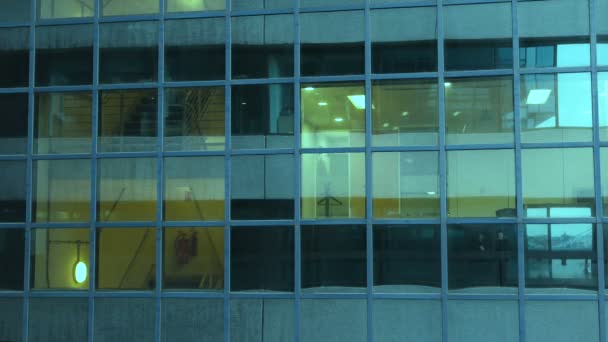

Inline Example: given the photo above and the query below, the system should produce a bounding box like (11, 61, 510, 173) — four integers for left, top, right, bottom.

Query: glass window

(0, 229, 24, 290)
(232, 0, 291, 10)
(0, 0, 30, 22)
(526, 223, 596, 293)
(371, 7, 436, 73)
(34, 159, 91, 223)
(374, 300, 440, 342)
(231, 155, 294, 220)
(300, 11, 364, 76)
(231, 227, 294, 292)
(444, 3, 513, 71)
(374, 225, 440, 293)
(231, 299, 294, 341)
(0, 298, 22, 341)
(29, 298, 88, 342)
(445, 76, 514, 145)
(0, 161, 26, 222)
(519, 0, 590, 68)
(447, 150, 516, 218)
(168, 0, 225, 12)
(31, 228, 90, 290)
(372, 152, 439, 218)
(164, 156, 224, 221)
(522, 148, 594, 217)
(0, 28, 29, 88)
(302, 225, 366, 292)
(165, 18, 224, 82)
(39, 0, 93, 19)
(232, 84, 294, 149)
(161, 299, 224, 342)
(600, 73, 608, 141)
(232, 15, 293, 79)
(372, 79, 438, 146)
(302, 299, 366, 342)
(36, 25, 93, 86)
(98, 158, 157, 222)
(35, 92, 92, 154)
(100, 22, 158, 84)
(0, 93, 28, 154)
(602, 148, 608, 215)
(526, 302, 599, 342)
(448, 224, 517, 293)
(302, 153, 365, 219)
(165, 87, 225, 152)
(163, 227, 224, 290)
(94, 298, 155, 342)
(301, 0, 362, 6)
(102, 0, 158, 16)
(448, 301, 518, 342)
(521, 73, 592, 143)
(97, 228, 156, 290)
(600, 0, 608, 65)
(301, 82, 365, 148)
(99, 89, 158, 152)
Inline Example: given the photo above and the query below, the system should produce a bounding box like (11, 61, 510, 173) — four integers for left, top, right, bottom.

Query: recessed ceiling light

(427, 191, 437, 195)
(401, 111, 409, 117)
(334, 117, 344, 123)
(526, 89, 552, 105)
(444, 82, 452, 87)
(318, 101, 328, 106)
(241, 102, 247, 105)
(304, 86, 315, 91)
(382, 122, 389, 128)
(452, 111, 461, 117)
(347, 95, 366, 110)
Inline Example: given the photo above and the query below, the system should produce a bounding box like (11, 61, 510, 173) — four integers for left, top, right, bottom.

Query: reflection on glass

(29, 298, 88, 342)
(100, 22, 158, 84)
(232, 84, 293, 149)
(163, 228, 224, 290)
(168, 0, 224, 12)
(526, 302, 599, 342)
(301, 11, 364, 76)
(31, 228, 90, 290)
(526, 224, 596, 292)
(231, 155, 294, 220)
(519, 0, 590, 68)
(232, 0, 291, 10)
(302, 299, 367, 342)
(600, 73, 608, 140)
(99, 89, 157, 152)
(444, 3, 512, 70)
(232, 15, 293, 79)
(97, 228, 156, 290)
(231, 299, 294, 341)
(0, 28, 29, 88)
(301, 82, 365, 148)
(34, 160, 91, 223)
(302, 153, 365, 219)
(0, 229, 24, 290)
(165, 18, 225, 82)
(165, 87, 225, 151)
(371, 7, 436, 73)
(445, 77, 514, 144)
(600, 40, 608, 66)
(0, 161, 26, 222)
(98, 158, 157, 222)
(520, 73, 592, 143)
(302, 225, 366, 292)
(94, 298, 155, 341)
(448, 301, 519, 342)
(522, 148, 594, 217)
(601, 0, 608, 66)
(372, 152, 439, 218)
(603, 148, 608, 215)
(0, 0, 29, 22)
(0, 93, 28, 154)
(35, 92, 92, 154)
(164, 156, 224, 221)
(102, 0, 158, 16)
(39, 0, 93, 19)
(231, 227, 294, 292)
(447, 150, 515, 218)
(374, 225, 440, 293)
(301, 0, 362, 6)
(448, 224, 517, 293)
(374, 300, 441, 342)
(162, 299, 224, 342)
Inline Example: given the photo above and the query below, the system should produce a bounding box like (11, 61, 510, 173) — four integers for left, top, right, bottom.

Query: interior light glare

(334, 117, 344, 123)
(347, 95, 366, 110)
(526, 89, 552, 105)
(318, 101, 328, 106)
(74, 261, 88, 284)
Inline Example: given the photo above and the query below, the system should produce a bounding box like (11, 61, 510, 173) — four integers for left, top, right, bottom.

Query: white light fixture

(318, 101, 328, 106)
(427, 191, 437, 195)
(452, 111, 461, 117)
(401, 111, 409, 117)
(526, 89, 552, 105)
(382, 122, 390, 128)
(347, 95, 366, 110)
(444, 82, 452, 87)
(74, 261, 88, 284)
(334, 117, 344, 123)
(241, 102, 247, 105)
(304, 86, 315, 91)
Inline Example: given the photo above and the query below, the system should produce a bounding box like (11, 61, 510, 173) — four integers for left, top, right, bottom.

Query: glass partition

(102, 0, 158, 16)
(39, 0, 93, 19)
(168, 0, 225, 12)
(0, 0, 30, 22)
(0, 161, 27, 222)
(0, 28, 29, 88)
(0, 229, 24, 290)
(0, 93, 28, 154)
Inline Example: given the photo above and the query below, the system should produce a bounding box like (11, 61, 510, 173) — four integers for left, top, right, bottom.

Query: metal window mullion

(294, 0, 302, 340)
(224, 0, 232, 340)
(364, 0, 373, 341)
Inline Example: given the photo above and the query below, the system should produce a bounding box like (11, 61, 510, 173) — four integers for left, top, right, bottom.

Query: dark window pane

(39, 0, 93, 18)
(0, 229, 24, 290)
(374, 300, 441, 342)
(100, 22, 158, 84)
(98, 158, 157, 222)
(168, 0, 224, 12)
(231, 227, 294, 292)
(102, 0, 158, 16)
(0, 93, 28, 154)
(448, 301, 518, 342)
(97, 228, 156, 290)
(302, 299, 366, 342)
(372, 79, 439, 146)
(231, 155, 294, 220)
(301, 11, 364, 76)
(164, 156, 224, 221)
(35, 92, 92, 154)
(519, 0, 590, 68)
(371, 8, 437, 73)
(99, 89, 157, 152)
(162, 299, 224, 342)
(445, 76, 514, 144)
(0, 298, 22, 341)
(374, 225, 440, 292)
(521, 73, 592, 143)
(445, 3, 513, 71)
(302, 225, 366, 291)
(232, 0, 291, 10)
(526, 302, 599, 342)
(165, 18, 224, 82)
(448, 224, 518, 293)
(0, 0, 30, 22)
(94, 298, 155, 342)
(231, 299, 294, 341)
(232, 15, 293, 79)
(36, 25, 93, 86)
(163, 227, 224, 290)
(29, 298, 88, 342)
(0, 28, 29, 88)
(0, 161, 26, 222)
